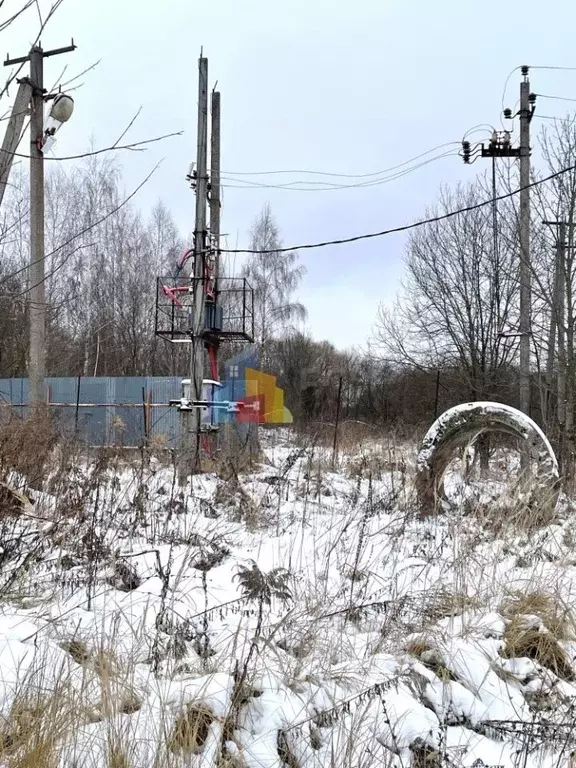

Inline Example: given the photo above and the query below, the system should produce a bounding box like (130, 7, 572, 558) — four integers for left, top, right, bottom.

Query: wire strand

(531, 65, 576, 71)
(221, 162, 576, 254)
(533, 114, 576, 123)
(221, 151, 458, 191)
(220, 142, 461, 178)
(535, 93, 576, 103)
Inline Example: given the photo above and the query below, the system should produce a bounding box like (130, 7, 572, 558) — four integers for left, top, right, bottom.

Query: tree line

(2, 112, 576, 471)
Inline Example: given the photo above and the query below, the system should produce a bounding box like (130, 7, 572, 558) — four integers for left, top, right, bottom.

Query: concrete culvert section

(415, 402, 560, 526)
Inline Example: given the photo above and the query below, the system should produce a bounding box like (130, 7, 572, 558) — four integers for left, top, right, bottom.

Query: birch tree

(242, 204, 307, 364)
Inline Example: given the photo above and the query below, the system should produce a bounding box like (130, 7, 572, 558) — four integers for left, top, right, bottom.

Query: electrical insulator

(462, 141, 471, 164)
(503, 108, 512, 120)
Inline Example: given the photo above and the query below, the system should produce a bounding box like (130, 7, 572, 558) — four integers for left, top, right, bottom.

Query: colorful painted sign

(215, 349, 293, 424)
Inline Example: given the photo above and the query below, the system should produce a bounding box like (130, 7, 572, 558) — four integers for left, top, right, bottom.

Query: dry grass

(168, 704, 214, 755)
(346, 452, 407, 481)
(405, 639, 432, 658)
(214, 475, 260, 529)
(502, 622, 574, 680)
(0, 411, 58, 490)
(107, 741, 131, 768)
(294, 421, 383, 453)
(0, 688, 75, 768)
(501, 591, 575, 639)
(420, 588, 483, 625)
(405, 641, 456, 682)
(470, 489, 561, 534)
(500, 592, 575, 681)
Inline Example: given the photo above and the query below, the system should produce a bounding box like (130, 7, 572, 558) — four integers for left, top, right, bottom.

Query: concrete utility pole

(462, 67, 535, 421)
(0, 78, 32, 210)
(187, 55, 209, 476)
(4, 42, 75, 408)
(543, 219, 570, 477)
(210, 90, 221, 293)
(543, 220, 566, 423)
(28, 47, 46, 409)
(207, 89, 221, 457)
(519, 66, 535, 417)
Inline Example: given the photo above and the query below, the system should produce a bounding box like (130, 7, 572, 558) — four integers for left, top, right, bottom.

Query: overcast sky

(4, 0, 576, 350)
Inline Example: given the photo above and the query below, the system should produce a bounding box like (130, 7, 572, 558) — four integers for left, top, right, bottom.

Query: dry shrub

(346, 450, 407, 481)
(214, 475, 259, 528)
(470, 486, 561, 534)
(145, 434, 170, 458)
(277, 729, 300, 768)
(60, 639, 90, 665)
(0, 411, 57, 486)
(169, 705, 214, 754)
(295, 420, 384, 454)
(0, 483, 31, 518)
(410, 740, 442, 768)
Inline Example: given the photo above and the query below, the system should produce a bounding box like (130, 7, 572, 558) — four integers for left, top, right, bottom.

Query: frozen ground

(0, 430, 575, 766)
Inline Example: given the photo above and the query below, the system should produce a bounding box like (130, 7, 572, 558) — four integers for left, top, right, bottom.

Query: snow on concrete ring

(415, 402, 560, 524)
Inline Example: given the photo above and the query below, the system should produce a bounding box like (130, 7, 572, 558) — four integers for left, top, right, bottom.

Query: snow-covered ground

(0, 430, 576, 767)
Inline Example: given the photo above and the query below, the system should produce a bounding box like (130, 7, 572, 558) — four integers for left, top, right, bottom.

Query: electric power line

(219, 141, 461, 178)
(221, 151, 458, 191)
(221, 161, 576, 254)
(534, 114, 576, 123)
(531, 65, 576, 71)
(502, 66, 522, 119)
(536, 93, 576, 103)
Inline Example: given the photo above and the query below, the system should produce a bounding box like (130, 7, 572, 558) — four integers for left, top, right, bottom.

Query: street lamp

(41, 93, 74, 152)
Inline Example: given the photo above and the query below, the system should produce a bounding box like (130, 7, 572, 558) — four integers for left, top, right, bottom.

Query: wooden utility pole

(0, 78, 32, 209)
(4, 42, 75, 408)
(186, 55, 209, 477)
(519, 66, 535, 417)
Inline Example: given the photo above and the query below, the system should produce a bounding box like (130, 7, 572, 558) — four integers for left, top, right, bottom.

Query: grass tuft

(503, 620, 574, 681)
(169, 705, 214, 755)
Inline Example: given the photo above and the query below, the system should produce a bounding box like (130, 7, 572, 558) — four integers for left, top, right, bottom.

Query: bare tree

(0, 155, 186, 378)
(529, 116, 576, 478)
(242, 204, 307, 364)
(373, 182, 518, 405)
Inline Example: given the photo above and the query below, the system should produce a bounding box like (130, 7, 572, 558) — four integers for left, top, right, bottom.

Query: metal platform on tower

(155, 275, 254, 344)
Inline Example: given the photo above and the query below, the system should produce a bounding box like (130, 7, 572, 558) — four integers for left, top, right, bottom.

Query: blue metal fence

(0, 377, 182, 447)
